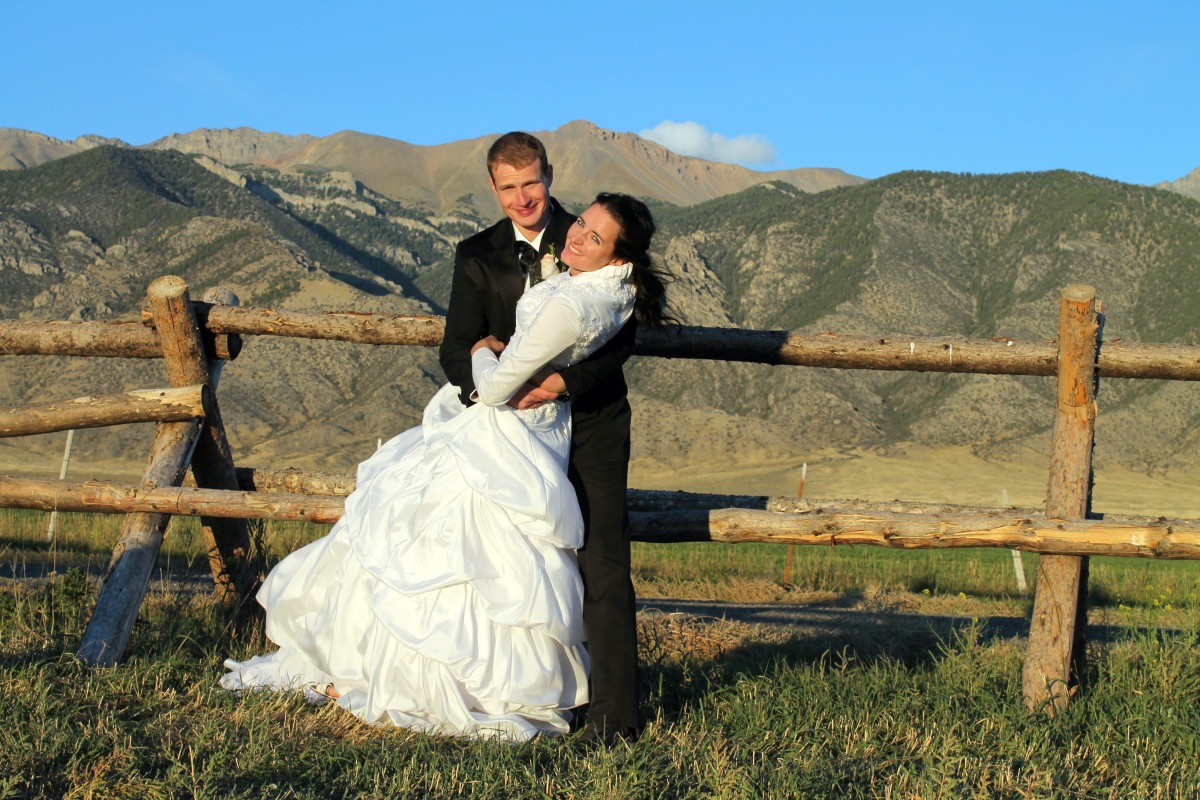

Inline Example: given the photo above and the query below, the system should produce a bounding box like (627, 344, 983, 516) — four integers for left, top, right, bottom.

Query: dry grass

(632, 442, 1200, 519)
(5, 568, 1200, 798)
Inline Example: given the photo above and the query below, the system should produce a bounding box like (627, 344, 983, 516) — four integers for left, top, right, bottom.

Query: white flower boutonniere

(535, 244, 567, 285)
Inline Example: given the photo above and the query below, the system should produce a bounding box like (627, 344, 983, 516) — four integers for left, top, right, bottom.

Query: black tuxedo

(439, 200, 640, 734)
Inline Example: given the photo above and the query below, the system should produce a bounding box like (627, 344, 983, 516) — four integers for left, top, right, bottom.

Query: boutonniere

(533, 244, 567, 285)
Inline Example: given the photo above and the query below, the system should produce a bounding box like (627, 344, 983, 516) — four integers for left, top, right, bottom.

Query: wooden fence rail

(0, 319, 241, 360)
(0, 384, 209, 438)
(2, 279, 1197, 713)
(5, 311, 1200, 380)
(6, 476, 1200, 559)
(231, 465, 1197, 531)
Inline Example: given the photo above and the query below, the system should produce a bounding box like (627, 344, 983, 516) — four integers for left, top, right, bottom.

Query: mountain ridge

(7, 122, 1196, 206)
(1, 122, 865, 218)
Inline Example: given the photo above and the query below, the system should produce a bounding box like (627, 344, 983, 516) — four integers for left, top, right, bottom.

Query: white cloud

(638, 121, 779, 167)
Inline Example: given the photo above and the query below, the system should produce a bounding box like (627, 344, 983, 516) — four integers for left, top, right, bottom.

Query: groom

(439, 131, 639, 741)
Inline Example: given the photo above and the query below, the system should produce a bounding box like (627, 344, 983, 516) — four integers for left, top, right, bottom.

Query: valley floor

(4, 439, 1198, 519)
(631, 443, 1200, 519)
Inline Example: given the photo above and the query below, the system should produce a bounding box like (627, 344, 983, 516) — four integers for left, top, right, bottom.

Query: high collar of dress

(569, 262, 632, 282)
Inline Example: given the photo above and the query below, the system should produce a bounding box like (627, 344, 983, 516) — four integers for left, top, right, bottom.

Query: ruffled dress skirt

(220, 383, 588, 740)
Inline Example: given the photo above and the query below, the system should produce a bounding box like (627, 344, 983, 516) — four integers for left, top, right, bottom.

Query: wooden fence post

(1022, 285, 1099, 713)
(77, 418, 203, 666)
(149, 278, 252, 608)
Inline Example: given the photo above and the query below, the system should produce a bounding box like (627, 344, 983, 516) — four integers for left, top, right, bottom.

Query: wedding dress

(221, 262, 635, 740)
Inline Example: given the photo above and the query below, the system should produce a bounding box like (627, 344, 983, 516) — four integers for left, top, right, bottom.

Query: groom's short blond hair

(487, 132, 549, 178)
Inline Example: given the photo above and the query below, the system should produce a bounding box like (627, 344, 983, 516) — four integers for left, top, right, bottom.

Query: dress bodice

(513, 263, 635, 369)
(470, 263, 635, 408)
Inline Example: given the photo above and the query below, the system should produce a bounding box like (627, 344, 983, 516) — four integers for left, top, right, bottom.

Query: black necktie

(513, 241, 539, 282)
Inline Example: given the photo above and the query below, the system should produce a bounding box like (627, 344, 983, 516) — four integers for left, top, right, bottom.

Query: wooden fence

(3, 277, 1199, 714)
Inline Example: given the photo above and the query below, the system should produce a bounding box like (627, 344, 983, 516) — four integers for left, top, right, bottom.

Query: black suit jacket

(439, 200, 636, 418)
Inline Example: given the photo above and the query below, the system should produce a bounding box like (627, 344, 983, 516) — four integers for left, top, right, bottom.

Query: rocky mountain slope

(640, 173, 1200, 475)
(1156, 166, 1200, 201)
(2, 146, 1199, 482)
(0, 146, 449, 471)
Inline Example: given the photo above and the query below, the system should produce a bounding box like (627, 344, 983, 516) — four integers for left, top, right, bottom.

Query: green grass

(3, 574, 1200, 798)
(0, 509, 327, 574)
(630, 541, 1200, 612)
(5, 510, 1200, 797)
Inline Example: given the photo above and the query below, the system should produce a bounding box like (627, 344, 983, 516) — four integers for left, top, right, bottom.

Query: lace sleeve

(470, 295, 583, 407)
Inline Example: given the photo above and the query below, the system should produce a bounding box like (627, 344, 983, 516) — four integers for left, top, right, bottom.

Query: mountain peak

(144, 128, 317, 166)
(1156, 165, 1200, 201)
(0, 128, 128, 169)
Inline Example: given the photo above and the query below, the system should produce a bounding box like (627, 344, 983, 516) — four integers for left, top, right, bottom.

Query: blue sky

(3, 1, 1196, 185)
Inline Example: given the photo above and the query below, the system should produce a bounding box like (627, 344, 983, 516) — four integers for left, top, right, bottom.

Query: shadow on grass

(0, 535, 114, 562)
(635, 596, 1200, 726)
(639, 597, 1195, 647)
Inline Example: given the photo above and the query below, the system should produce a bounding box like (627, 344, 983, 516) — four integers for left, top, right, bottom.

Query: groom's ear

(543, 164, 554, 189)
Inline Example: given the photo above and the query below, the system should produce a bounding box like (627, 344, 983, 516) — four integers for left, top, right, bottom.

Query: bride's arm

(470, 296, 582, 407)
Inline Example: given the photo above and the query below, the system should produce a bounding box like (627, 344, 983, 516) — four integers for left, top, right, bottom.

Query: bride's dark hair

(593, 192, 679, 328)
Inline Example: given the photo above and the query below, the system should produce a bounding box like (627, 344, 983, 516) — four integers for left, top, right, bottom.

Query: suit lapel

(487, 222, 525, 310)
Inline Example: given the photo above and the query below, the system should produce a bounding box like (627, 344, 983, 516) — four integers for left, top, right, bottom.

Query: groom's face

(489, 158, 553, 239)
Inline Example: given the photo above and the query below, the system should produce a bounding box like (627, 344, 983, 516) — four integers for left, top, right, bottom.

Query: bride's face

(562, 204, 623, 274)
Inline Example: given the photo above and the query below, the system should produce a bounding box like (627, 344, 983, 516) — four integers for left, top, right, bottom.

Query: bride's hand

(471, 335, 505, 355)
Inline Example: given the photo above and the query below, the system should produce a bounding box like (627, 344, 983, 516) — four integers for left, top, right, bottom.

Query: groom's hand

(471, 335, 505, 355)
(505, 368, 569, 409)
(531, 369, 567, 396)
(506, 382, 558, 409)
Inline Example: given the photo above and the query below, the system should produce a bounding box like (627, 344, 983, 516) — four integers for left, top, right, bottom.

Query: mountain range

(0, 122, 864, 217)
(2, 122, 1199, 483)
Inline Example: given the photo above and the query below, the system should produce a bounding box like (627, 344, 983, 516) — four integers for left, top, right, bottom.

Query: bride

(221, 192, 671, 740)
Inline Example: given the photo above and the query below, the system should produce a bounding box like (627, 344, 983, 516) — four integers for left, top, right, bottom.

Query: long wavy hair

(592, 192, 679, 328)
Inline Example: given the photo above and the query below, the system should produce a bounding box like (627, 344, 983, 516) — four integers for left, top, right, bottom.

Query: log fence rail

(4, 475, 1199, 558)
(3, 308, 1200, 381)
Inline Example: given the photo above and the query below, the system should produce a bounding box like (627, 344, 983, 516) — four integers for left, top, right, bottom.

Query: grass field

(4, 565, 1200, 799)
(3, 447, 1200, 798)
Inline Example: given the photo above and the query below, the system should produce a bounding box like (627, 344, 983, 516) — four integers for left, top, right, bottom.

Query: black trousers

(569, 399, 638, 732)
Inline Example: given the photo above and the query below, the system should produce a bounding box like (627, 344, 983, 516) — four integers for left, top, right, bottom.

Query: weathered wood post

(153, 279, 253, 608)
(194, 286, 253, 607)
(1022, 285, 1099, 712)
(77, 277, 227, 665)
(77, 417, 204, 665)
(76, 278, 254, 665)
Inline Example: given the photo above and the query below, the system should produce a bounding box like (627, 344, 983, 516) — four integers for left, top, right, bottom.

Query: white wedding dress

(221, 262, 635, 740)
